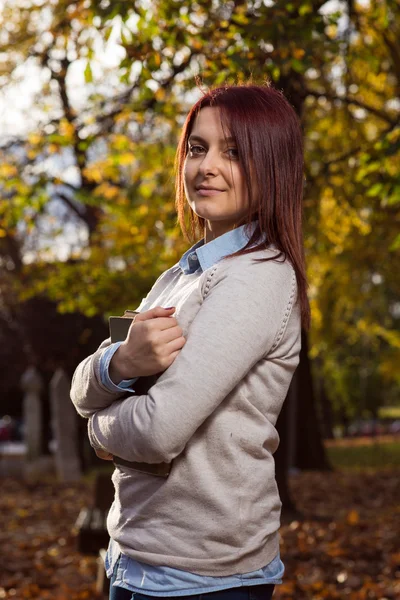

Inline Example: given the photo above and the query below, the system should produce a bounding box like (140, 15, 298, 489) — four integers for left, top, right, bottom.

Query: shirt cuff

(100, 342, 138, 393)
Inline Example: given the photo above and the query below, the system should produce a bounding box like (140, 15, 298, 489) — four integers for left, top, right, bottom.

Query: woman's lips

(196, 188, 225, 196)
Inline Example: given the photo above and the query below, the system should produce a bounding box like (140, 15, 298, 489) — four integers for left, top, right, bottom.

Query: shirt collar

(178, 222, 263, 275)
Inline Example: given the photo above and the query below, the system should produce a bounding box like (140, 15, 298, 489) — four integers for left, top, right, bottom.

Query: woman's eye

(226, 148, 239, 160)
(189, 145, 205, 156)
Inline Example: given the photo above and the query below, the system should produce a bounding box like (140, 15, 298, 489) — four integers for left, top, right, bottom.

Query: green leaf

(387, 186, 400, 205)
(299, 3, 313, 16)
(120, 27, 131, 47)
(84, 61, 93, 83)
(389, 234, 400, 251)
(366, 183, 383, 197)
(291, 58, 305, 73)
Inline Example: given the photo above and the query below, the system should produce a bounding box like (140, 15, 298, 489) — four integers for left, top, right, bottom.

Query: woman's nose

(198, 149, 220, 176)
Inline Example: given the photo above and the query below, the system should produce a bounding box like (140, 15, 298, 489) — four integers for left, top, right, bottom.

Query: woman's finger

(95, 448, 114, 460)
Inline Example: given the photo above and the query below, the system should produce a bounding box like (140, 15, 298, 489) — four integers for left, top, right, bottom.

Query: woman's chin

(190, 206, 231, 221)
(197, 214, 233, 225)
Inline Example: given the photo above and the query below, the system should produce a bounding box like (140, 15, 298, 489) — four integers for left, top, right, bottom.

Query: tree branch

(90, 49, 198, 134)
(305, 89, 397, 126)
(381, 29, 400, 96)
(55, 192, 102, 235)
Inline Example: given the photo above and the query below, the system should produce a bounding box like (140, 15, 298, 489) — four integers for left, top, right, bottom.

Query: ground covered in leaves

(281, 469, 399, 599)
(0, 468, 399, 599)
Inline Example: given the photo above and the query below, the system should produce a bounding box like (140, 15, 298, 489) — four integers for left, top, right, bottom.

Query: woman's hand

(109, 306, 186, 382)
(95, 448, 113, 460)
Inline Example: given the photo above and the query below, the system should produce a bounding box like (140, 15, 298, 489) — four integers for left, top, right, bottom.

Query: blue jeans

(109, 573, 275, 600)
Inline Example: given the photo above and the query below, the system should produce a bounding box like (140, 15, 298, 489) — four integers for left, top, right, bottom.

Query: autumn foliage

(0, 0, 399, 426)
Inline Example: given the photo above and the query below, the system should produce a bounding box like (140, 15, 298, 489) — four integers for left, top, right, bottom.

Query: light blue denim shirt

(100, 224, 284, 595)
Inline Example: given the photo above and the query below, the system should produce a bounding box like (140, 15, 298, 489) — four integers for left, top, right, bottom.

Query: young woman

(70, 82, 310, 600)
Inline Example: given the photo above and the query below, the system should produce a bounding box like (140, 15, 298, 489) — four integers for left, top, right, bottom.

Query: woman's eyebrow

(188, 134, 236, 144)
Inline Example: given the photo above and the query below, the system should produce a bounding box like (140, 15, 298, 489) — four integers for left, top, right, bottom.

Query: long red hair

(175, 82, 310, 330)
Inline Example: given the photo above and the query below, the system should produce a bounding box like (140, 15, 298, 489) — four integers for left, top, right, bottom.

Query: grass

(378, 405, 400, 419)
(326, 439, 400, 470)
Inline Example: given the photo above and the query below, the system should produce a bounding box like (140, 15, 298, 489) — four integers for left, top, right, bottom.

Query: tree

(0, 0, 399, 494)
(303, 0, 400, 426)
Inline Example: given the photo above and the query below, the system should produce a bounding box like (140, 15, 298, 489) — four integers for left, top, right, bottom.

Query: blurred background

(0, 0, 399, 599)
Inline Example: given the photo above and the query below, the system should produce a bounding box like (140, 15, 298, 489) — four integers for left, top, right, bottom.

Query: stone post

(50, 368, 82, 481)
(21, 366, 43, 462)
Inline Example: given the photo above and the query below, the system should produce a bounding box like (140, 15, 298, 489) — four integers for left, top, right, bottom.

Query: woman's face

(183, 107, 249, 240)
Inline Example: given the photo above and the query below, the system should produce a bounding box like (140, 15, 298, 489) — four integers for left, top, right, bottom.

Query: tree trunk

(294, 330, 332, 470)
(274, 71, 332, 521)
(276, 330, 332, 519)
(275, 376, 301, 519)
(318, 379, 335, 440)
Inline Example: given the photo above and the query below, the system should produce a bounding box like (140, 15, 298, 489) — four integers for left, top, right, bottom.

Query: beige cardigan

(70, 248, 301, 576)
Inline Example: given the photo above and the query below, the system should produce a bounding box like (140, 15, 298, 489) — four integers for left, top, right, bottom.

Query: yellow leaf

(137, 204, 149, 216)
(118, 152, 135, 166)
(293, 48, 305, 60)
(27, 150, 38, 160)
(83, 166, 104, 183)
(346, 509, 359, 525)
(59, 119, 75, 140)
(192, 39, 203, 50)
(28, 133, 41, 145)
(326, 24, 337, 38)
(102, 184, 120, 200)
(0, 164, 18, 178)
(155, 87, 166, 101)
(112, 134, 131, 150)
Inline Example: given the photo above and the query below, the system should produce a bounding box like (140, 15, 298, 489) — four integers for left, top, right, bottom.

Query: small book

(107, 309, 172, 477)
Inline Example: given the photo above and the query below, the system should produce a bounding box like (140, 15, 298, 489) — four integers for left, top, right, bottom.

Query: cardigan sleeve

(87, 257, 298, 463)
(69, 337, 132, 414)
(70, 267, 174, 415)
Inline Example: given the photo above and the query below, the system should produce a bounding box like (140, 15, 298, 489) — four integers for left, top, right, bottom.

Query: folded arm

(87, 258, 298, 463)
(70, 269, 173, 416)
